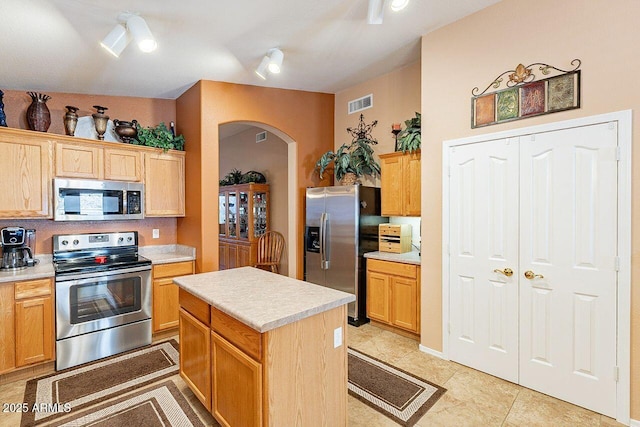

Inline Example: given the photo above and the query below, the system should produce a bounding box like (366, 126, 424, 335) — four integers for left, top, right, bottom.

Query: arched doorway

(218, 121, 297, 277)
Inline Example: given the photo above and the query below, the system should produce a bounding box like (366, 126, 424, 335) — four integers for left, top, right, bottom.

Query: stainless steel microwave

(53, 178, 144, 221)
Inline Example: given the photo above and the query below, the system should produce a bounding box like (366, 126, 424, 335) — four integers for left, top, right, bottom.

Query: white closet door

(448, 138, 519, 382)
(519, 123, 618, 417)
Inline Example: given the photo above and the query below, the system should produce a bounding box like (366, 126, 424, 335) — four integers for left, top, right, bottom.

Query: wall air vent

(256, 131, 267, 143)
(348, 94, 373, 114)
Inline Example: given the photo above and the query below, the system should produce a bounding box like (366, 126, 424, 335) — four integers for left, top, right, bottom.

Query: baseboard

(418, 344, 447, 360)
(628, 417, 639, 427)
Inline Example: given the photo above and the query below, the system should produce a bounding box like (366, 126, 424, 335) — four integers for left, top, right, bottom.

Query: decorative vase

(26, 92, 51, 132)
(0, 90, 7, 127)
(63, 106, 79, 136)
(92, 105, 109, 140)
(113, 119, 138, 143)
(339, 172, 358, 186)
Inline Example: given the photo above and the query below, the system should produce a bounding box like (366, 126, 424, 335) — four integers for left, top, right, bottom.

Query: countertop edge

(364, 250, 421, 265)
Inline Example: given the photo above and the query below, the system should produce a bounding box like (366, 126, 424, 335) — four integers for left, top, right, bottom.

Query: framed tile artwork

(471, 61, 581, 128)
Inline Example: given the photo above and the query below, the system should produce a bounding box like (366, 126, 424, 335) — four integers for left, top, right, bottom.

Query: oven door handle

(55, 265, 152, 283)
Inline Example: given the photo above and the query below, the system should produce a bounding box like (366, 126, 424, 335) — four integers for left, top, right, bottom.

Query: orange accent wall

(1, 90, 176, 134)
(420, 0, 640, 418)
(176, 81, 334, 276)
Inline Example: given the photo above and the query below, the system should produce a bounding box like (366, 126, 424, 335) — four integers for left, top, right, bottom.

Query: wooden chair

(255, 231, 285, 274)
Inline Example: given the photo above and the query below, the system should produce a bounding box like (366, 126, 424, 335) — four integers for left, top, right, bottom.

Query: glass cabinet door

(228, 192, 237, 238)
(253, 192, 267, 238)
(219, 193, 227, 236)
(238, 191, 249, 239)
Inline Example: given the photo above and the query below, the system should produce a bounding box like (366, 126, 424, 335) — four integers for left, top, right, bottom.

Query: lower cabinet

(219, 240, 256, 270)
(1, 278, 55, 374)
(152, 261, 194, 334)
(366, 259, 420, 335)
(211, 331, 262, 427)
(179, 307, 211, 411)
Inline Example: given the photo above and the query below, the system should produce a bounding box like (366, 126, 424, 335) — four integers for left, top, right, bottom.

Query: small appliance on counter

(0, 227, 38, 270)
(378, 224, 412, 253)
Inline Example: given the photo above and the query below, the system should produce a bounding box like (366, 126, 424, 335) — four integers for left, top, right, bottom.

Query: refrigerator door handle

(322, 212, 330, 269)
(319, 212, 326, 270)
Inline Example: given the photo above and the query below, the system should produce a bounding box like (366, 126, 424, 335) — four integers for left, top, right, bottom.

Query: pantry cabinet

(218, 184, 269, 270)
(0, 130, 52, 218)
(366, 259, 420, 335)
(152, 261, 194, 333)
(0, 278, 55, 373)
(380, 151, 421, 216)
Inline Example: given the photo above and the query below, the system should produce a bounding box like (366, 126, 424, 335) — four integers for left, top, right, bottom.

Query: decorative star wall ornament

(347, 113, 378, 144)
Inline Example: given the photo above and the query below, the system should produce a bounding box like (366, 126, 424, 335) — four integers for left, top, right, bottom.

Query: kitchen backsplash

(388, 216, 421, 251)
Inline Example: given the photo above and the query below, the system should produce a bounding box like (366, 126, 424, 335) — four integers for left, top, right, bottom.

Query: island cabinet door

(179, 308, 211, 411)
(211, 331, 262, 427)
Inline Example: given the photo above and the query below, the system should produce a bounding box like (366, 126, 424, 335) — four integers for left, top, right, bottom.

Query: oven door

(55, 265, 151, 340)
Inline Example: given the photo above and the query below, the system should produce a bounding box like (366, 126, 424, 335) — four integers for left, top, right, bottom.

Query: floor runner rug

(21, 340, 180, 426)
(348, 347, 446, 426)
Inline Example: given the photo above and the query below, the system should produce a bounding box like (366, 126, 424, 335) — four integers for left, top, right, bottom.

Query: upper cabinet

(0, 129, 52, 218)
(144, 151, 185, 217)
(0, 127, 184, 219)
(380, 151, 421, 217)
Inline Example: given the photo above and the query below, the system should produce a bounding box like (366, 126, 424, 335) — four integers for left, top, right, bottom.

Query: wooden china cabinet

(218, 183, 269, 270)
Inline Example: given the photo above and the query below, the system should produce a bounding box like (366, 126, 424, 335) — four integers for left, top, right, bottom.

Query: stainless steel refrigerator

(304, 185, 387, 325)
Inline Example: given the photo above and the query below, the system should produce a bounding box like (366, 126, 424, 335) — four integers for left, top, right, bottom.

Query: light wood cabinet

(218, 184, 269, 270)
(0, 132, 52, 218)
(180, 289, 347, 426)
(179, 305, 211, 411)
(380, 151, 421, 216)
(211, 331, 263, 427)
(0, 283, 15, 374)
(144, 151, 185, 217)
(104, 148, 142, 181)
(0, 278, 55, 373)
(367, 259, 420, 335)
(152, 261, 194, 333)
(55, 142, 103, 179)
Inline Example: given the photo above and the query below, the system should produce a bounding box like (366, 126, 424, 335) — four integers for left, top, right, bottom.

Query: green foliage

(397, 112, 421, 153)
(133, 122, 185, 152)
(219, 168, 243, 186)
(315, 138, 381, 182)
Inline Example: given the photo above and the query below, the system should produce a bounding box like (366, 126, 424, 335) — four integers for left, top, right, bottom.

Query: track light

(367, 0, 410, 24)
(255, 48, 284, 80)
(100, 13, 157, 57)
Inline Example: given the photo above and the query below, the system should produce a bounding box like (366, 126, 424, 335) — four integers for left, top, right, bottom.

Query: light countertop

(0, 255, 54, 283)
(139, 244, 196, 264)
(173, 267, 355, 333)
(364, 250, 421, 265)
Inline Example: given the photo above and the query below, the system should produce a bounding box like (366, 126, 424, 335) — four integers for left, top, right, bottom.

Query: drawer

(378, 242, 402, 253)
(379, 224, 402, 236)
(15, 278, 52, 300)
(179, 289, 210, 326)
(153, 261, 194, 279)
(367, 259, 416, 278)
(211, 306, 262, 362)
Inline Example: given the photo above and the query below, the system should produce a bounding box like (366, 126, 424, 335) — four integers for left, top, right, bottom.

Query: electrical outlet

(333, 327, 343, 348)
(152, 229, 160, 239)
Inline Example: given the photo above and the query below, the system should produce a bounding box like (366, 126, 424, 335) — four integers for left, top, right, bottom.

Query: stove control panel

(53, 231, 138, 252)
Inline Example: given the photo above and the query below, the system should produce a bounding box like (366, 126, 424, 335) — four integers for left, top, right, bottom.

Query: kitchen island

(173, 267, 355, 427)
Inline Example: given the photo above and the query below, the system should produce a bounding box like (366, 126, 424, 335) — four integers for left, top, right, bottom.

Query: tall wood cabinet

(144, 151, 185, 217)
(218, 184, 269, 270)
(380, 151, 421, 216)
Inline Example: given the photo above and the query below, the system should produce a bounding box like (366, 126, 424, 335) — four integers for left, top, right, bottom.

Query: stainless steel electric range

(53, 231, 152, 370)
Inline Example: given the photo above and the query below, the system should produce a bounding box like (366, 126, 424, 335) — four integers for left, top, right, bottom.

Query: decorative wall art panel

(471, 60, 581, 128)
(474, 94, 496, 127)
(520, 81, 546, 116)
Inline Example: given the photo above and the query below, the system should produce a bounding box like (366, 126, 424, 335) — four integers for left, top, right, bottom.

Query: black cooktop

(54, 250, 151, 276)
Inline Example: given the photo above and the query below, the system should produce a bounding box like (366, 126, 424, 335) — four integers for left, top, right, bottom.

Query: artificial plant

(396, 112, 421, 153)
(133, 122, 185, 152)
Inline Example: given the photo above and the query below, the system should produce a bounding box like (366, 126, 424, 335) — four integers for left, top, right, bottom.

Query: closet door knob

(493, 268, 513, 277)
(524, 270, 544, 280)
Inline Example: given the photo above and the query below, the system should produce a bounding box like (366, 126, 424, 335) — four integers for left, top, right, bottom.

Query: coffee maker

(1, 227, 36, 270)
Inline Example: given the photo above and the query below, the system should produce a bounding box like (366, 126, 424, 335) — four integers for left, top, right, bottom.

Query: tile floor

(0, 324, 627, 427)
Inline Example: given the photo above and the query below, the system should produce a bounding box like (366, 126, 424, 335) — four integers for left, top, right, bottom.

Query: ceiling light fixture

(367, 0, 410, 24)
(100, 13, 157, 57)
(255, 48, 284, 80)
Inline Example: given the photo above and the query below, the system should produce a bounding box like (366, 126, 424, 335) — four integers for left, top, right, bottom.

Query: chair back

(256, 231, 285, 273)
